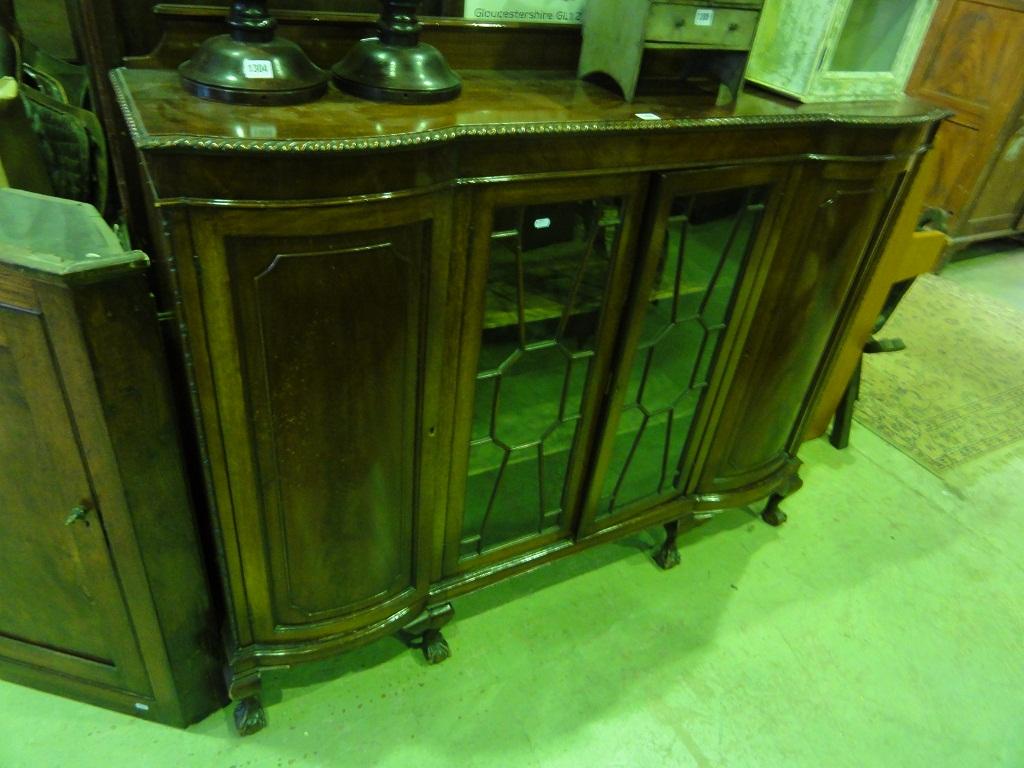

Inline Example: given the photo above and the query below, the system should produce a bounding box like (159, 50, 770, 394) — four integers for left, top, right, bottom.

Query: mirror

(829, 0, 917, 73)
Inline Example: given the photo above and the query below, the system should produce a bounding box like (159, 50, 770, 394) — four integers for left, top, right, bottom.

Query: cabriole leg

(760, 494, 787, 527)
(653, 519, 682, 570)
(230, 674, 266, 736)
(760, 473, 803, 527)
(399, 603, 455, 665)
(421, 628, 451, 665)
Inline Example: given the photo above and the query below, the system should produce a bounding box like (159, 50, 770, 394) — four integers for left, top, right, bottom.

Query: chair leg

(830, 358, 861, 450)
(653, 519, 681, 570)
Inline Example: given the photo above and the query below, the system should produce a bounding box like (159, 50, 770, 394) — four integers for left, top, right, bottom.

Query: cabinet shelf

(481, 245, 710, 332)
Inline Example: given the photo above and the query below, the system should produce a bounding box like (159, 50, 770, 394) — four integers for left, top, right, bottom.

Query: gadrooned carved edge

(111, 70, 950, 155)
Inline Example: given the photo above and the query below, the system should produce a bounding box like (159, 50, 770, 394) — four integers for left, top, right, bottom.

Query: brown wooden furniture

(907, 0, 1024, 249)
(67, 4, 585, 256)
(578, 0, 763, 103)
(806, 150, 949, 442)
(0, 189, 223, 727)
(114, 64, 942, 734)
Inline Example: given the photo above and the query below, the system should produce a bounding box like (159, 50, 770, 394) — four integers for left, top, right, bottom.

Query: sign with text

(464, 0, 586, 25)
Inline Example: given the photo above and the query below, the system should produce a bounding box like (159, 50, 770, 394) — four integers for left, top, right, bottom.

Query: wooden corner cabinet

(112, 67, 942, 734)
(0, 190, 223, 727)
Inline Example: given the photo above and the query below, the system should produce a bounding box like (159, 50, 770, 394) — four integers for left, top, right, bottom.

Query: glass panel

(830, 0, 916, 73)
(461, 196, 624, 556)
(597, 186, 768, 516)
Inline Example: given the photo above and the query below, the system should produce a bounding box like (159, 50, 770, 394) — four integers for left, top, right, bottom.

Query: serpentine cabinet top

(112, 68, 947, 155)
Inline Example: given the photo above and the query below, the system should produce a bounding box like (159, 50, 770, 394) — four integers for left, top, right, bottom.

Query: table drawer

(645, 4, 759, 49)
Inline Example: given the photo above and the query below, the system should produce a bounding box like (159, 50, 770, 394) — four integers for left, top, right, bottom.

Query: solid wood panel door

(907, 0, 1024, 232)
(694, 162, 904, 494)
(0, 301, 150, 694)
(919, 118, 985, 228)
(444, 174, 647, 574)
(184, 194, 448, 644)
(579, 164, 794, 534)
(964, 113, 1024, 236)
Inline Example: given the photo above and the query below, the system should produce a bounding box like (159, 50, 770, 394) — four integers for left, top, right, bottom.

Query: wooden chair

(0, 18, 107, 211)
(829, 277, 916, 449)
(0, 75, 54, 194)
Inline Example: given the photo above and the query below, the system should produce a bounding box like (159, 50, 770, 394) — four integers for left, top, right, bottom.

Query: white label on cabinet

(694, 8, 715, 25)
(248, 123, 278, 139)
(534, 217, 552, 229)
(635, 113, 662, 120)
(243, 59, 275, 79)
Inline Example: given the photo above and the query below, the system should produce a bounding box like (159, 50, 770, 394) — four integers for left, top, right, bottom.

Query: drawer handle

(675, 18, 686, 27)
(729, 22, 739, 31)
(65, 504, 91, 527)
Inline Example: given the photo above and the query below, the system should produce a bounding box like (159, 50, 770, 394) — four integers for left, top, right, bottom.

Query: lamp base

(332, 38, 461, 104)
(180, 34, 328, 106)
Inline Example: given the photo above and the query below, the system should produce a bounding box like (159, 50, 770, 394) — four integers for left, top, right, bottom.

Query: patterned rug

(854, 273, 1024, 475)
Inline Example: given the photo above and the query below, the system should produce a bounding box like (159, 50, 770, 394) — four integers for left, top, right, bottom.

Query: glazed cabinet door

(182, 194, 448, 646)
(809, 0, 937, 99)
(0, 295, 150, 695)
(445, 174, 647, 574)
(694, 161, 905, 495)
(579, 165, 793, 533)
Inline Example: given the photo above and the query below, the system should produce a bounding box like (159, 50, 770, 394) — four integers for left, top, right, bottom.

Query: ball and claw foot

(653, 519, 681, 570)
(421, 628, 451, 665)
(654, 540, 681, 570)
(400, 603, 454, 664)
(761, 496, 788, 527)
(233, 695, 267, 736)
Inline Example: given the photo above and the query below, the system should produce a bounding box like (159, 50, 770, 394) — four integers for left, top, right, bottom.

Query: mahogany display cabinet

(112, 66, 943, 734)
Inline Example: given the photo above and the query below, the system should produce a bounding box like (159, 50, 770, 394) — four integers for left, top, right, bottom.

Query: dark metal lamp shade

(179, 1, 328, 106)
(332, 0, 461, 104)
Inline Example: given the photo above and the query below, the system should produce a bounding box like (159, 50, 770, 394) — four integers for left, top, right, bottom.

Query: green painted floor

(2, 248, 1023, 767)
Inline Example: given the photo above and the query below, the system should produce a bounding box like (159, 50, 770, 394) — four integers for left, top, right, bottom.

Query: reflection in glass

(830, 0, 916, 72)
(598, 186, 768, 516)
(462, 198, 623, 556)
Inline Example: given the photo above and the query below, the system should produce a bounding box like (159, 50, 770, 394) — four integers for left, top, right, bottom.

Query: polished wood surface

(805, 151, 949, 442)
(115, 68, 943, 147)
(907, 0, 1024, 245)
(182, 198, 446, 649)
(0, 301, 149, 692)
(0, 253, 222, 726)
(696, 160, 907, 493)
(117, 66, 941, 731)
